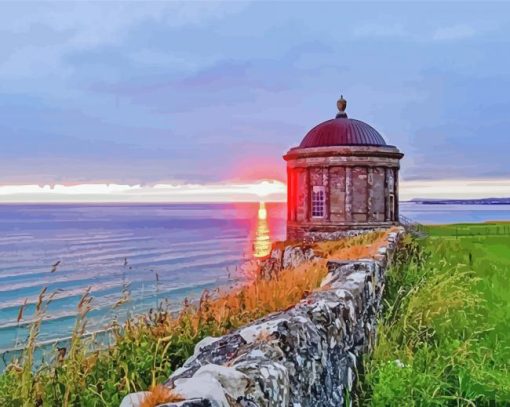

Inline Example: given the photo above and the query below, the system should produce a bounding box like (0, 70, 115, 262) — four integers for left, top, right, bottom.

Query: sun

(248, 180, 286, 199)
(258, 201, 267, 220)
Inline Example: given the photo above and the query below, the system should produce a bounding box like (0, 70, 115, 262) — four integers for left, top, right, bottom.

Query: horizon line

(0, 199, 509, 206)
(0, 178, 510, 203)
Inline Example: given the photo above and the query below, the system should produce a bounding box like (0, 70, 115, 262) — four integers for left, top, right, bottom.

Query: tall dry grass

(313, 229, 390, 259)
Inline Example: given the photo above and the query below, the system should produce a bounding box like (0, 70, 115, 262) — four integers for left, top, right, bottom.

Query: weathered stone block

(351, 166, 368, 216)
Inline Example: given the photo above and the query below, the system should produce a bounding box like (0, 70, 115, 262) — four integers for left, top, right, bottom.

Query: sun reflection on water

(253, 201, 272, 258)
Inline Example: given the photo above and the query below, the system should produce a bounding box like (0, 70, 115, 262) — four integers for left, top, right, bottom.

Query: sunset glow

(0, 178, 509, 203)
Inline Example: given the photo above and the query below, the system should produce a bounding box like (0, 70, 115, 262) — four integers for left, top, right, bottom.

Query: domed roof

(299, 96, 387, 148)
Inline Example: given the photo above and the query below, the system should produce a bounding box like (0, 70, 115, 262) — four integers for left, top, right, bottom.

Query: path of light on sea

(253, 201, 272, 258)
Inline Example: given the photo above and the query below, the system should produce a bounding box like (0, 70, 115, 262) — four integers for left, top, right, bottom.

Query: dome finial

(336, 95, 348, 118)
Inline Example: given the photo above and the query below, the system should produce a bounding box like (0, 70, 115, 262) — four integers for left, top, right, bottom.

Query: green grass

(360, 223, 510, 406)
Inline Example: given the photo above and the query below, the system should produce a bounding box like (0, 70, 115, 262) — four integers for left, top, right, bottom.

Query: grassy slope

(361, 223, 510, 406)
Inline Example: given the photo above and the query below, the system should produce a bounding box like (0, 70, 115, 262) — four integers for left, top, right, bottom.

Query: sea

(1, 201, 510, 363)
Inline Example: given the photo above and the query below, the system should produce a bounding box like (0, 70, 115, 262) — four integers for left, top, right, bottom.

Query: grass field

(361, 222, 510, 406)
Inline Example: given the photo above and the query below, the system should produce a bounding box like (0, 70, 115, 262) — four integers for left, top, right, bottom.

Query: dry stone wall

(120, 228, 404, 407)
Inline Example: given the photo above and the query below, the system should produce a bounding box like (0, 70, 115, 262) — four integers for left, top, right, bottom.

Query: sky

(1, 1, 510, 202)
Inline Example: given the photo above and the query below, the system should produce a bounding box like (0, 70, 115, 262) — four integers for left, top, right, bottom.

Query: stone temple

(284, 96, 404, 241)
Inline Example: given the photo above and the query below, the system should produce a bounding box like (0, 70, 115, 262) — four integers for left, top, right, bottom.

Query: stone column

(297, 167, 309, 222)
(384, 168, 390, 222)
(385, 168, 394, 222)
(367, 167, 374, 222)
(394, 168, 399, 222)
(291, 168, 297, 222)
(306, 168, 310, 221)
(345, 167, 352, 222)
(287, 167, 292, 221)
(324, 167, 330, 221)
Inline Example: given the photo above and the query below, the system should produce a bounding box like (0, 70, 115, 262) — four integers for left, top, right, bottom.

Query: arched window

(311, 186, 325, 218)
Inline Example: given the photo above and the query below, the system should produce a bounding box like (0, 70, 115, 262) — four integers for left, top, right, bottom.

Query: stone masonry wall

(120, 228, 404, 407)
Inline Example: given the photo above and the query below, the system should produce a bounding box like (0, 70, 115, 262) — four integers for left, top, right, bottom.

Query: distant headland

(410, 197, 510, 205)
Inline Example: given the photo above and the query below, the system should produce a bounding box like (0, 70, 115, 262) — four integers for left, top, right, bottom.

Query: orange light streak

(253, 201, 272, 258)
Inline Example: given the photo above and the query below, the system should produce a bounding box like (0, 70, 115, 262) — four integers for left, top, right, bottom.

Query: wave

(0, 234, 246, 276)
(0, 203, 284, 356)
(0, 254, 239, 312)
(0, 277, 233, 355)
(0, 280, 124, 311)
(0, 244, 244, 286)
(0, 235, 35, 244)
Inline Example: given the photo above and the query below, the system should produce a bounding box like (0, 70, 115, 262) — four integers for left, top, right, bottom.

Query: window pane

(312, 186, 325, 218)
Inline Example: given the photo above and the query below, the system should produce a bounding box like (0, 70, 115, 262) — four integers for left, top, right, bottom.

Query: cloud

(0, 180, 287, 203)
(2, 178, 509, 202)
(433, 24, 476, 41)
(353, 23, 406, 38)
(0, 2, 247, 77)
(0, 1, 509, 191)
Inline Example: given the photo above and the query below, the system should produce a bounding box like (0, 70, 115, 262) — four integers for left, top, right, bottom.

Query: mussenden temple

(284, 96, 404, 241)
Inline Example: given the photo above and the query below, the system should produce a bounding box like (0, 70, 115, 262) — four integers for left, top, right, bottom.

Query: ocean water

(400, 202, 510, 224)
(1, 201, 510, 360)
(0, 203, 286, 358)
